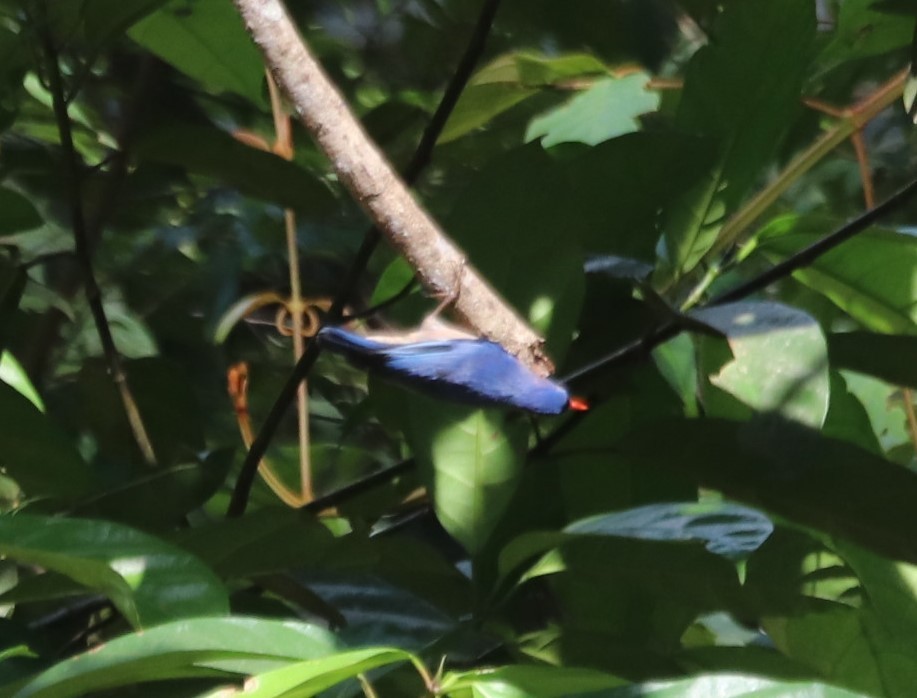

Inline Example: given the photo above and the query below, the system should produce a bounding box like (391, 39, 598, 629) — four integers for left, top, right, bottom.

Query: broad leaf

(619, 416, 917, 564)
(407, 400, 527, 555)
(129, 0, 265, 105)
(6, 617, 339, 698)
(440, 52, 608, 143)
(692, 301, 830, 428)
(443, 665, 624, 698)
(134, 124, 335, 214)
(204, 647, 417, 698)
(526, 73, 659, 147)
(756, 215, 917, 333)
(0, 515, 228, 628)
(828, 332, 917, 389)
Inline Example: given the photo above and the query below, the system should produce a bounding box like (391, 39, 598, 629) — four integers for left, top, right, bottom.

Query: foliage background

(1, 0, 917, 697)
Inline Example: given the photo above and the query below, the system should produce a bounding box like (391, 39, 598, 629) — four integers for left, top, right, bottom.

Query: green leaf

(0, 381, 91, 501)
(134, 123, 335, 214)
(619, 416, 917, 564)
(128, 0, 265, 105)
(828, 331, 917, 388)
(0, 515, 228, 628)
(822, 371, 882, 453)
(0, 189, 40, 235)
(444, 664, 624, 698)
(406, 400, 527, 555)
(205, 647, 417, 698)
(526, 73, 659, 147)
(0, 353, 42, 411)
(440, 52, 609, 143)
(662, 0, 815, 277)
(6, 617, 339, 698)
(756, 216, 917, 333)
(692, 301, 831, 428)
(563, 501, 773, 560)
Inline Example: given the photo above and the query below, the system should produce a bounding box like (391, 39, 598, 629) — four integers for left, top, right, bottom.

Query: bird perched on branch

(317, 322, 587, 415)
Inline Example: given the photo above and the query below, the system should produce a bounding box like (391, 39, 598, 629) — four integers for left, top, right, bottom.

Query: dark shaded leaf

(128, 0, 265, 104)
(828, 331, 917, 388)
(134, 123, 335, 214)
(619, 416, 917, 563)
(0, 382, 91, 501)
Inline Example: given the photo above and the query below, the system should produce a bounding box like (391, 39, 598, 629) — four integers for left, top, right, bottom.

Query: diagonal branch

(36, 4, 157, 466)
(231, 0, 549, 372)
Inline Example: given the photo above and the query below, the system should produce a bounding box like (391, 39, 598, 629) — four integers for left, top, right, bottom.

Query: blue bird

(317, 326, 586, 415)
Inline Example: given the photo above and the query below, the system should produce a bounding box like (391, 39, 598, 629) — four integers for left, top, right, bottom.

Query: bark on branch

(231, 0, 553, 375)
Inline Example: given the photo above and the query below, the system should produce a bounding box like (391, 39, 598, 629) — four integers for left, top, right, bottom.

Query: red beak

(568, 396, 590, 412)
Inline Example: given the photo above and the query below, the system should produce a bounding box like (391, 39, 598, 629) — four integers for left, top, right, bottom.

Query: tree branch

(230, 0, 550, 372)
(36, 4, 157, 466)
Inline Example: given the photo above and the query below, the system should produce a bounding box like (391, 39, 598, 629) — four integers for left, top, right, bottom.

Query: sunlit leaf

(0, 515, 228, 628)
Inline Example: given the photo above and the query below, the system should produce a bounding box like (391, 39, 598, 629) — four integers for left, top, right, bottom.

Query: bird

(316, 325, 587, 415)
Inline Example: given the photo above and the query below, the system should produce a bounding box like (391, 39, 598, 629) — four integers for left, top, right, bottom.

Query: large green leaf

(828, 332, 917, 389)
(443, 665, 624, 698)
(526, 73, 659, 147)
(204, 647, 417, 698)
(134, 123, 335, 214)
(619, 417, 917, 564)
(755, 216, 917, 334)
(128, 0, 265, 105)
(406, 399, 527, 555)
(0, 515, 228, 628)
(0, 381, 91, 501)
(692, 301, 830, 428)
(3, 617, 339, 698)
(662, 0, 815, 277)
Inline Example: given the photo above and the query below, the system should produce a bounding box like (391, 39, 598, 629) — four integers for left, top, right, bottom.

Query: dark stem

(36, 3, 157, 466)
(227, 0, 505, 517)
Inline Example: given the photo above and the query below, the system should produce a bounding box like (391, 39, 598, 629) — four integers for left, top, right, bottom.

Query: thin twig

(227, 0, 505, 517)
(36, 3, 157, 466)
